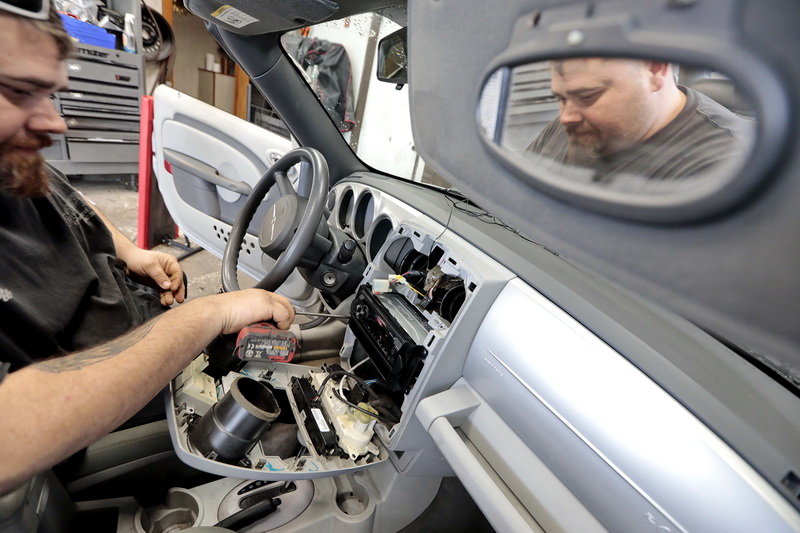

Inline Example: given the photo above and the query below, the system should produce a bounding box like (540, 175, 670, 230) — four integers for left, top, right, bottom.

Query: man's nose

(27, 98, 67, 135)
(559, 101, 583, 125)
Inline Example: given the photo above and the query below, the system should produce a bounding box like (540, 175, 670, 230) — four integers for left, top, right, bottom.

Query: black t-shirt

(0, 168, 157, 370)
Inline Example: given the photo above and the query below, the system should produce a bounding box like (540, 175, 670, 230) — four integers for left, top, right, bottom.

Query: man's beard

(0, 133, 53, 198)
(565, 128, 603, 167)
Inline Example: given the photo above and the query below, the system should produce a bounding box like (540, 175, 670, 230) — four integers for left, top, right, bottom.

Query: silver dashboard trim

(464, 278, 800, 532)
(485, 346, 685, 533)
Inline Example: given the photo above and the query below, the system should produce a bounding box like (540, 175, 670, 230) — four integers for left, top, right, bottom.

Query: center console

(157, 182, 508, 530)
(167, 220, 480, 481)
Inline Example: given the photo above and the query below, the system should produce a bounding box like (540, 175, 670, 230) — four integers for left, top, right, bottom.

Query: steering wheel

(221, 147, 329, 292)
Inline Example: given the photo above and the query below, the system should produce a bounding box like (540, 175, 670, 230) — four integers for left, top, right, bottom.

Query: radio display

(350, 285, 431, 392)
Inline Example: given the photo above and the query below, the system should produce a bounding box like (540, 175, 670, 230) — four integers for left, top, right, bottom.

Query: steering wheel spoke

(274, 169, 295, 197)
(221, 148, 330, 293)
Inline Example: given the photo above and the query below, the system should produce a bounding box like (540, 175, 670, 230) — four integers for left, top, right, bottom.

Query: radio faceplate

(349, 285, 431, 393)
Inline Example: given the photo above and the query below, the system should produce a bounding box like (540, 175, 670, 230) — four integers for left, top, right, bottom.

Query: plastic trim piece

(463, 279, 800, 532)
(417, 385, 538, 533)
(428, 417, 540, 533)
(164, 148, 253, 195)
(416, 383, 607, 533)
(65, 451, 175, 494)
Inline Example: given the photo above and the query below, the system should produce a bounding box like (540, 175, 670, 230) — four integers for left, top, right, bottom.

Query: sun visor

(184, 0, 339, 35)
(408, 0, 800, 378)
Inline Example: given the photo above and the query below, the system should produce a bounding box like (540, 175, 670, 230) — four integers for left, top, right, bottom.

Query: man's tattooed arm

(35, 318, 161, 373)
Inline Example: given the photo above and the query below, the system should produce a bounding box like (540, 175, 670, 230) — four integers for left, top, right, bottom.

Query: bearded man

(0, 3, 295, 495)
(0, 5, 187, 371)
(526, 58, 751, 183)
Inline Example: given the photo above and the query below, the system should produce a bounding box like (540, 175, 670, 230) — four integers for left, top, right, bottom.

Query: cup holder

(135, 488, 201, 533)
(333, 473, 370, 516)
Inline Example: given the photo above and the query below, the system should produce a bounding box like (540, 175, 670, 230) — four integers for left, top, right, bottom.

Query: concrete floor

(71, 177, 250, 302)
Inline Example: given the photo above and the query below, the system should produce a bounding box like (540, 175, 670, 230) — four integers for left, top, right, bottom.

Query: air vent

(384, 237, 415, 273)
(367, 216, 393, 261)
(439, 283, 466, 322)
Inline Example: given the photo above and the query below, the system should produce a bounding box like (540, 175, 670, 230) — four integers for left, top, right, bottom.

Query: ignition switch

(322, 271, 338, 287)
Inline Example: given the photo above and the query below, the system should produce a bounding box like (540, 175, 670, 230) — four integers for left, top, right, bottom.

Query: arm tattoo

(35, 317, 162, 373)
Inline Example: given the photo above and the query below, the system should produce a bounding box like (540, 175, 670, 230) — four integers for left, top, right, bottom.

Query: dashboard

(166, 176, 800, 532)
(167, 176, 510, 477)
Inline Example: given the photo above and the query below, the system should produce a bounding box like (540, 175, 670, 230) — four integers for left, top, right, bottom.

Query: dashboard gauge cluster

(331, 184, 399, 261)
(328, 182, 473, 327)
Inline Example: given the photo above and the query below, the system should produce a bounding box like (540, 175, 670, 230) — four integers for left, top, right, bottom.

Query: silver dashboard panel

(462, 278, 800, 532)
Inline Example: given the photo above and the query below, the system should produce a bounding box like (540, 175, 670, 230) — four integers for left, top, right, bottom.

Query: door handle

(164, 148, 252, 196)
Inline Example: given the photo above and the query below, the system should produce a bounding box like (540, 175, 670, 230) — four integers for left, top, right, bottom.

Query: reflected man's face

(551, 58, 664, 165)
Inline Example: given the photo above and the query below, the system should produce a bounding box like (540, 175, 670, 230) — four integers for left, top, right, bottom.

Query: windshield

(280, 12, 449, 187)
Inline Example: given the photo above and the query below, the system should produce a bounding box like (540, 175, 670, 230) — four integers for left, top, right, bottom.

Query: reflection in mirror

(377, 27, 408, 84)
(479, 58, 756, 196)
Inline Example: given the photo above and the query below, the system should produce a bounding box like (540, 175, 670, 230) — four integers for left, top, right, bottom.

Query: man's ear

(647, 61, 671, 91)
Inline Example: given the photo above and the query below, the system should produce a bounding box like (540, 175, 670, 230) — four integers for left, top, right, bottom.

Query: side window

(248, 88, 291, 139)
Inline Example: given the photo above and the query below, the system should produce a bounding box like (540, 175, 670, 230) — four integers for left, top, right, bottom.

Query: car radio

(349, 284, 431, 392)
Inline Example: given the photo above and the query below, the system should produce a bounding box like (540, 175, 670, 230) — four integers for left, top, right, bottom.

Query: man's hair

(550, 57, 678, 83)
(550, 57, 645, 77)
(0, 4, 74, 59)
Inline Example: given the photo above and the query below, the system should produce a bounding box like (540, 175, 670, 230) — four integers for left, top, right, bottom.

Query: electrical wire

(442, 190, 546, 247)
(338, 374, 347, 405)
(349, 357, 370, 373)
(390, 274, 427, 299)
(316, 368, 397, 424)
(434, 189, 457, 241)
(404, 284, 427, 298)
(331, 388, 396, 423)
(427, 276, 439, 299)
(313, 370, 379, 404)
(337, 358, 371, 405)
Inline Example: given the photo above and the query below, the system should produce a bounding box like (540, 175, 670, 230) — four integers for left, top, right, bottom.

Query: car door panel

(152, 85, 292, 280)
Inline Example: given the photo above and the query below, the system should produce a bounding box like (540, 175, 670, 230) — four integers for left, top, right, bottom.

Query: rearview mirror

(377, 27, 407, 85)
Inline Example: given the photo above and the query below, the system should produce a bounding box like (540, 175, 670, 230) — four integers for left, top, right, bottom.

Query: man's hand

(118, 248, 186, 306)
(82, 198, 186, 306)
(0, 287, 293, 495)
(201, 289, 295, 332)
